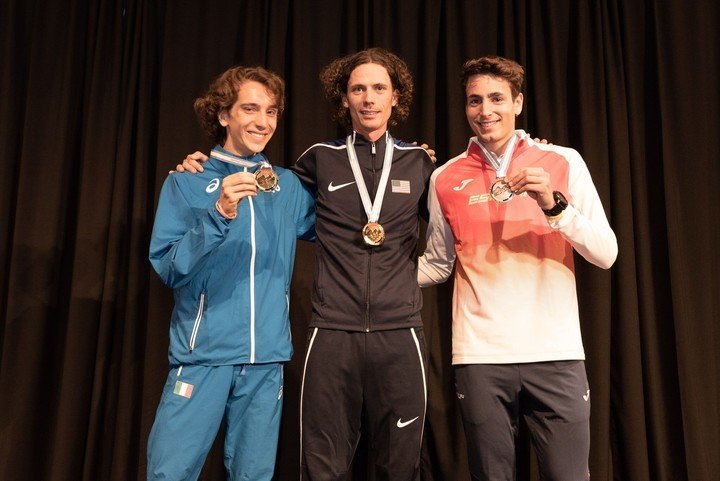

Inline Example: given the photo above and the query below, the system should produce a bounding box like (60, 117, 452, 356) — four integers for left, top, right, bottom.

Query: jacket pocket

(189, 292, 205, 352)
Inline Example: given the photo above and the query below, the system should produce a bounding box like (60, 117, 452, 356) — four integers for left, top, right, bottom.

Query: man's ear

(513, 93, 524, 117)
(391, 89, 398, 107)
(218, 111, 229, 127)
(341, 94, 349, 108)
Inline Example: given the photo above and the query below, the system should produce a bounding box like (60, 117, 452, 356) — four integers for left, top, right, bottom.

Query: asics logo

(206, 178, 220, 193)
(396, 416, 419, 428)
(583, 389, 590, 401)
(328, 181, 355, 192)
(453, 178, 474, 191)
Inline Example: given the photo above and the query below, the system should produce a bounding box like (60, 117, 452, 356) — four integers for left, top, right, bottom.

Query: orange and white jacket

(418, 130, 617, 365)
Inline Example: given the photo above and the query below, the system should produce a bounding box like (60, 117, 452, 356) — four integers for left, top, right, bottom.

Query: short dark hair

(194, 66, 285, 145)
(461, 55, 524, 99)
(319, 47, 414, 128)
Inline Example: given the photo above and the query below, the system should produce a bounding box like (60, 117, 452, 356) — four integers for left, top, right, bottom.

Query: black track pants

(300, 328, 427, 481)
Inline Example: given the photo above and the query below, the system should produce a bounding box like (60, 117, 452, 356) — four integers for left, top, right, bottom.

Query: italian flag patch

(173, 380, 194, 398)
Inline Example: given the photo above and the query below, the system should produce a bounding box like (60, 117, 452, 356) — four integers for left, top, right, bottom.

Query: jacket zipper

(189, 292, 205, 352)
(249, 195, 257, 363)
(365, 141, 377, 332)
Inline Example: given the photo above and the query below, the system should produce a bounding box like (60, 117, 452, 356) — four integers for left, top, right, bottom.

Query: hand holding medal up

(216, 171, 258, 219)
(479, 134, 553, 209)
(505, 167, 555, 210)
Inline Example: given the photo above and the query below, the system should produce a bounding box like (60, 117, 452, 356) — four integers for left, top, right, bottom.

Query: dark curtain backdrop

(1, 1, 718, 480)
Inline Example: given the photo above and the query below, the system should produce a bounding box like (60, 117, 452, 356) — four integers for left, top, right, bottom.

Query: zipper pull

(371, 142, 376, 155)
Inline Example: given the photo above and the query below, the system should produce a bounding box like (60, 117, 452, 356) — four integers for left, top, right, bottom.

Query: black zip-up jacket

(292, 131, 435, 332)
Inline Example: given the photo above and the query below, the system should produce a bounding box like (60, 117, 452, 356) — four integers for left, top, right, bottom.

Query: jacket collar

(350, 130, 391, 146)
(467, 129, 529, 163)
(209, 145, 266, 174)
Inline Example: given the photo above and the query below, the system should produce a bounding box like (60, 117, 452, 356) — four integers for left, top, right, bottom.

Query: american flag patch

(173, 380, 194, 398)
(391, 179, 411, 194)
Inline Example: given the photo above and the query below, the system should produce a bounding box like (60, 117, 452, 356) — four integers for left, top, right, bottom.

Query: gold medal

(362, 222, 385, 246)
(490, 177, 514, 203)
(255, 166, 279, 192)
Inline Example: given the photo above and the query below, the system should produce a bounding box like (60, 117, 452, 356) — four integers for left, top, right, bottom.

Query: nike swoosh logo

(583, 390, 590, 401)
(328, 181, 356, 192)
(453, 178, 474, 191)
(396, 416, 420, 428)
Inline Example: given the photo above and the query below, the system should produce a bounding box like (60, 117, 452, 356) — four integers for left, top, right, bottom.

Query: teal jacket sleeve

(149, 173, 231, 288)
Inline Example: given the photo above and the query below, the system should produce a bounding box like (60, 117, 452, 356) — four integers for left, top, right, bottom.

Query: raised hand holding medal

(214, 170, 257, 219)
(208, 150, 282, 219)
(505, 166, 556, 210)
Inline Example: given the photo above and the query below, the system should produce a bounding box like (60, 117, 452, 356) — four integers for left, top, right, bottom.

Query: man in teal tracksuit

(147, 66, 315, 480)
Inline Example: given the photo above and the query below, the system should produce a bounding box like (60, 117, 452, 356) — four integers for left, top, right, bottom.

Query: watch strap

(542, 191, 568, 217)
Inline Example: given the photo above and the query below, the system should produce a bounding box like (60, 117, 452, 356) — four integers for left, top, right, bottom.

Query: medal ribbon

(476, 132, 518, 178)
(346, 132, 394, 224)
(211, 149, 264, 169)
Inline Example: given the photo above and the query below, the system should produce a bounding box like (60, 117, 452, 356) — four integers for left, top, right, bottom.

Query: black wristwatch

(542, 191, 568, 217)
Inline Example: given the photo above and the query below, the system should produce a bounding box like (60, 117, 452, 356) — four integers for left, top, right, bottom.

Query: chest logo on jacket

(206, 178, 220, 193)
(468, 191, 528, 205)
(391, 179, 411, 194)
(453, 178, 475, 191)
(328, 181, 356, 192)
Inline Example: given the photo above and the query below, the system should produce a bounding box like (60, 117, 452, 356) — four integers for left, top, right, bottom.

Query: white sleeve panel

(418, 169, 457, 287)
(548, 148, 618, 269)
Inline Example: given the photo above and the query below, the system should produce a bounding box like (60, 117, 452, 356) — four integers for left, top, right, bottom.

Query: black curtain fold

(1, 1, 718, 480)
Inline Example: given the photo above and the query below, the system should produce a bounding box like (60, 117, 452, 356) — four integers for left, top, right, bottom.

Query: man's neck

(481, 133, 515, 156)
(355, 127, 388, 143)
(222, 140, 255, 158)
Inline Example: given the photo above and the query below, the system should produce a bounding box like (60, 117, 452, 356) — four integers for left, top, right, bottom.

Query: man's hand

(527, 133, 550, 145)
(216, 171, 258, 218)
(506, 167, 555, 210)
(412, 141, 437, 163)
(171, 151, 209, 174)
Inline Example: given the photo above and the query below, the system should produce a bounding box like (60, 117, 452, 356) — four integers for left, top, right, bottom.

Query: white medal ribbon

(476, 133, 518, 178)
(346, 132, 394, 224)
(210, 149, 261, 169)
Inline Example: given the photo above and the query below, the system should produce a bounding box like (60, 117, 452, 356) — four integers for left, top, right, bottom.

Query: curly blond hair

(194, 66, 285, 145)
(319, 48, 414, 128)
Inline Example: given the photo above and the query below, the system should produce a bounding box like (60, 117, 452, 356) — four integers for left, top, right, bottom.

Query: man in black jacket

(293, 48, 434, 481)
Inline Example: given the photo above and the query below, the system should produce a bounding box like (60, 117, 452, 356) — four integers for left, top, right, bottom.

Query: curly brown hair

(194, 66, 285, 145)
(461, 56, 525, 99)
(319, 48, 414, 128)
